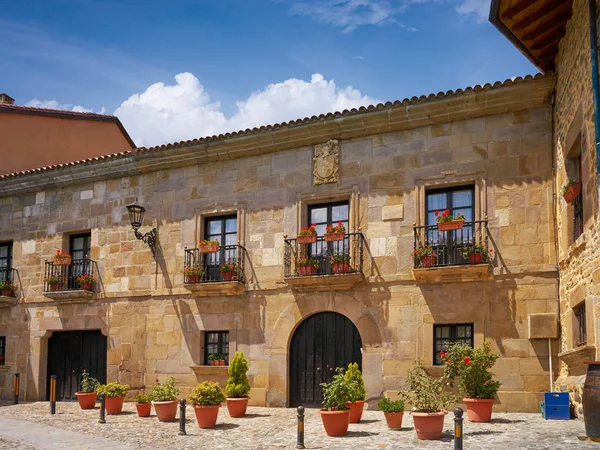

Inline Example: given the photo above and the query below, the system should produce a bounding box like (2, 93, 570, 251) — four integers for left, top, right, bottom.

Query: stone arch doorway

(289, 312, 362, 407)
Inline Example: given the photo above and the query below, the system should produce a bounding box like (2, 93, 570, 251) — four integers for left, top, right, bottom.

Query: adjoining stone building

(0, 73, 560, 412)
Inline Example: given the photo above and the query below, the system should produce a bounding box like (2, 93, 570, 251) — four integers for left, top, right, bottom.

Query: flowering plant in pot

(378, 397, 405, 429)
(319, 367, 358, 437)
(435, 210, 465, 231)
(96, 382, 130, 415)
(44, 274, 67, 291)
(399, 360, 456, 440)
(208, 354, 218, 366)
(0, 280, 17, 297)
(151, 377, 180, 422)
(329, 253, 351, 274)
(198, 239, 220, 253)
(297, 223, 317, 244)
(324, 221, 346, 242)
(76, 274, 96, 291)
(188, 381, 226, 428)
(53, 249, 72, 265)
(413, 245, 437, 268)
(441, 341, 500, 422)
(295, 256, 319, 276)
(76, 370, 100, 409)
(133, 392, 153, 417)
(220, 262, 239, 281)
(462, 243, 492, 265)
(344, 362, 366, 423)
(183, 266, 204, 283)
(225, 351, 251, 417)
(561, 178, 582, 204)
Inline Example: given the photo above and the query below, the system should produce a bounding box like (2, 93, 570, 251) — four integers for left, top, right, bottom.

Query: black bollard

(13, 373, 19, 404)
(454, 407, 463, 450)
(98, 392, 106, 424)
(49, 375, 56, 414)
(296, 405, 305, 449)
(179, 399, 187, 435)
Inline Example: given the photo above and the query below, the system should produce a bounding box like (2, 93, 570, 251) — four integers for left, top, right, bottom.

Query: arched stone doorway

(289, 312, 362, 407)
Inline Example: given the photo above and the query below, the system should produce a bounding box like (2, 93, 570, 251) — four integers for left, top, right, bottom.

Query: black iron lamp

(126, 199, 157, 257)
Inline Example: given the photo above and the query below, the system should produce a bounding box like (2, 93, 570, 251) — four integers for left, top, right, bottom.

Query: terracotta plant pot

(419, 255, 437, 268)
(49, 283, 65, 292)
(79, 281, 93, 291)
(411, 410, 447, 440)
(437, 220, 464, 231)
(332, 262, 350, 274)
(187, 275, 201, 284)
(324, 232, 345, 242)
(75, 392, 97, 409)
(0, 289, 14, 297)
(53, 256, 72, 265)
(193, 405, 221, 428)
(199, 243, 219, 253)
(219, 360, 225, 366)
(105, 396, 125, 415)
(135, 403, 152, 417)
(348, 400, 365, 423)
(153, 400, 178, 422)
(463, 398, 495, 422)
(384, 411, 404, 429)
(297, 265, 317, 276)
(226, 397, 249, 417)
(208, 360, 215, 366)
(297, 234, 317, 244)
(222, 271, 237, 281)
(563, 182, 582, 204)
(319, 409, 350, 437)
(468, 253, 483, 264)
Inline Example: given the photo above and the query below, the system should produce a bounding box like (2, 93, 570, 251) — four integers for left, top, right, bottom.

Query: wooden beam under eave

(501, 0, 538, 20)
(537, 45, 560, 60)
(512, 0, 570, 31)
(530, 28, 566, 50)
(522, 10, 572, 41)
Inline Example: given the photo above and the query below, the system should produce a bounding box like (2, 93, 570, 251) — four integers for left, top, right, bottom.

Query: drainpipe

(589, 0, 600, 211)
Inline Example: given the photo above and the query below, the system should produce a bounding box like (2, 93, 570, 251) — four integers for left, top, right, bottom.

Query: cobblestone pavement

(0, 401, 598, 450)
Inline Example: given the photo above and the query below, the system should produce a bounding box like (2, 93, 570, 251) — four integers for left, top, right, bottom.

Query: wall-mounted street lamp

(126, 199, 157, 257)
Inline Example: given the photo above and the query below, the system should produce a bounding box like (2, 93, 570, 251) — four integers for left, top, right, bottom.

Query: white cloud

(455, 0, 490, 23)
(114, 72, 378, 147)
(25, 99, 106, 114)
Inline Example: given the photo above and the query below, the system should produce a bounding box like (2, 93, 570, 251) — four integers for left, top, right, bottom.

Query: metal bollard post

(13, 373, 19, 404)
(98, 393, 106, 424)
(454, 407, 463, 450)
(296, 405, 305, 449)
(50, 375, 56, 414)
(179, 399, 187, 435)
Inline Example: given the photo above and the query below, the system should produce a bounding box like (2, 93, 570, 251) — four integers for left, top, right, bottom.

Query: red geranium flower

(463, 357, 471, 365)
(434, 211, 439, 216)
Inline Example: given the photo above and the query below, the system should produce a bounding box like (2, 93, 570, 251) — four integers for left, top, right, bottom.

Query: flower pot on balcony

(437, 220, 464, 231)
(49, 283, 65, 292)
(79, 281, 93, 291)
(332, 262, 350, 274)
(53, 256, 71, 266)
(419, 255, 437, 268)
(0, 288, 14, 297)
(297, 265, 317, 276)
(563, 182, 582, 204)
(222, 272, 237, 281)
(297, 234, 317, 244)
(199, 243, 220, 253)
(188, 275, 201, 284)
(324, 232, 345, 242)
(468, 254, 483, 264)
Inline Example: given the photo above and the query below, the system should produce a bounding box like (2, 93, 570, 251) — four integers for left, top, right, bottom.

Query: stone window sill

(190, 365, 229, 376)
(413, 264, 491, 284)
(44, 289, 96, 303)
(0, 296, 17, 307)
(284, 273, 364, 291)
(559, 232, 587, 268)
(558, 345, 596, 369)
(184, 281, 244, 296)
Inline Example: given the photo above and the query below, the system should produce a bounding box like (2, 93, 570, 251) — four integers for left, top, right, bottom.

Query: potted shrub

(324, 221, 346, 242)
(75, 370, 100, 409)
(319, 367, 357, 437)
(399, 360, 456, 440)
(441, 341, 501, 423)
(208, 354, 218, 366)
(413, 246, 437, 268)
(44, 274, 67, 291)
(133, 392, 152, 417)
(435, 210, 465, 231)
(76, 274, 96, 291)
(378, 396, 405, 429)
(297, 223, 317, 244)
(344, 362, 366, 423)
(0, 280, 16, 297)
(329, 254, 351, 274)
(295, 256, 319, 276)
(220, 263, 239, 281)
(151, 377, 180, 422)
(225, 351, 251, 417)
(218, 355, 226, 366)
(183, 266, 204, 283)
(53, 249, 72, 265)
(96, 381, 130, 415)
(198, 239, 220, 253)
(188, 381, 226, 428)
(562, 179, 582, 204)
(462, 244, 492, 265)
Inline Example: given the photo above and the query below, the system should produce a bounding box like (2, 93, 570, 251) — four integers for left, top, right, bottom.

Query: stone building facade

(0, 74, 560, 412)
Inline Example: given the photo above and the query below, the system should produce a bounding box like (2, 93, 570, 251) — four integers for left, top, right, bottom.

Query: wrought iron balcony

(413, 220, 489, 269)
(44, 259, 99, 298)
(573, 191, 583, 242)
(0, 267, 20, 306)
(184, 245, 246, 295)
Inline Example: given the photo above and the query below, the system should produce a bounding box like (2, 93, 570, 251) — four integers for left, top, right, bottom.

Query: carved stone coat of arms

(313, 139, 339, 185)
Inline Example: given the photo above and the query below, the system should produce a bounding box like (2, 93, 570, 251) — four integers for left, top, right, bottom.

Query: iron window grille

(0, 336, 5, 366)
(204, 331, 229, 365)
(574, 303, 587, 347)
(433, 324, 474, 365)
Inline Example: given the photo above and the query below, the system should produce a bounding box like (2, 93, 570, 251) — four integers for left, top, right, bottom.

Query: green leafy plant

(133, 392, 152, 404)
(561, 178, 578, 195)
(0, 280, 17, 291)
(461, 243, 493, 258)
(295, 256, 318, 268)
(80, 370, 100, 393)
(76, 274, 96, 284)
(226, 351, 251, 398)
(321, 367, 357, 411)
(298, 224, 317, 236)
(378, 396, 405, 413)
(44, 274, 67, 285)
(199, 239, 220, 246)
(326, 221, 346, 234)
(398, 360, 456, 413)
(208, 354, 218, 361)
(413, 245, 435, 261)
(96, 381, 130, 397)
(188, 381, 226, 406)
(343, 362, 365, 401)
(435, 209, 466, 223)
(151, 377, 180, 402)
(329, 253, 350, 264)
(54, 249, 71, 261)
(220, 263, 239, 274)
(441, 341, 501, 399)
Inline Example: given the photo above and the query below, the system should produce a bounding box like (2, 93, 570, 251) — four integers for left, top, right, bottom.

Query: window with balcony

(204, 331, 229, 365)
(0, 242, 18, 300)
(433, 324, 474, 365)
(574, 302, 587, 348)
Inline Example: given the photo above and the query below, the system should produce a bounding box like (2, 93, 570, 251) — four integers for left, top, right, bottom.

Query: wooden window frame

(204, 331, 230, 365)
(433, 323, 474, 366)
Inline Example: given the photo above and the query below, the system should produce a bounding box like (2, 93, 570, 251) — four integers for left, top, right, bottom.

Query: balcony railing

(284, 232, 364, 278)
(413, 220, 489, 269)
(44, 259, 99, 293)
(184, 245, 246, 284)
(0, 267, 19, 297)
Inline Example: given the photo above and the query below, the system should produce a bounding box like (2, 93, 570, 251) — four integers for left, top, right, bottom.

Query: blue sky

(1, 0, 537, 146)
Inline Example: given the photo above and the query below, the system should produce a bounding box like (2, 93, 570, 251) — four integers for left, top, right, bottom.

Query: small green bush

(225, 351, 251, 398)
(343, 362, 366, 401)
(96, 382, 130, 397)
(188, 382, 226, 406)
(321, 367, 357, 411)
(133, 393, 152, 404)
(378, 396, 404, 413)
(80, 370, 100, 393)
(151, 377, 180, 402)
(398, 360, 456, 413)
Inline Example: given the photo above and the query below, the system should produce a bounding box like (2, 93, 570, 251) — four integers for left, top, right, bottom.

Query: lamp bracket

(133, 227, 157, 257)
